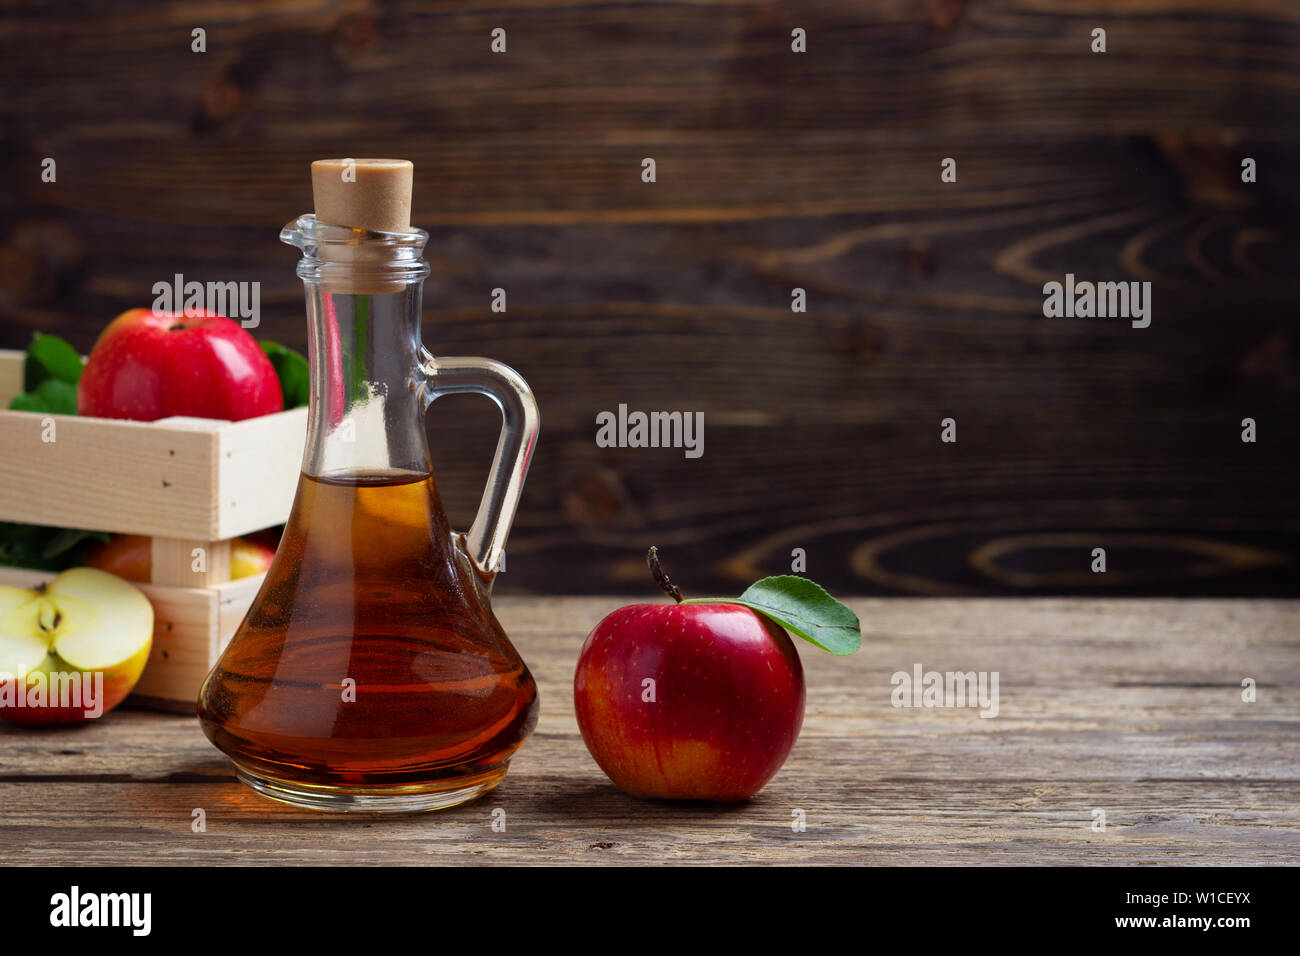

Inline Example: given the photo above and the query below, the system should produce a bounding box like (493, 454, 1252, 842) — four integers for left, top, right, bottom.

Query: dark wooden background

(2, 0, 1298, 596)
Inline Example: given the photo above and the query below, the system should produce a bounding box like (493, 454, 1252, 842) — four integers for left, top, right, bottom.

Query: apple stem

(647, 546, 684, 603)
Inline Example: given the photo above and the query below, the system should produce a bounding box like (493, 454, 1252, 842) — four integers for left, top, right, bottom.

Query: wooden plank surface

(1, 2, 1298, 596)
(0, 350, 307, 540)
(3, 597, 1297, 865)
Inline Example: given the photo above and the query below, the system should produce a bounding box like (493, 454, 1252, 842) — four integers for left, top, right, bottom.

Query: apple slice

(0, 568, 154, 726)
(42, 568, 153, 670)
(0, 586, 50, 676)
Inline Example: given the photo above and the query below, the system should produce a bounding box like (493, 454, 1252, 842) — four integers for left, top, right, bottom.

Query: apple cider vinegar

(198, 160, 541, 811)
(198, 470, 537, 796)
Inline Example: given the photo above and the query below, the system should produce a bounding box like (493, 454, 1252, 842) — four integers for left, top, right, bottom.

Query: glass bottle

(198, 214, 540, 812)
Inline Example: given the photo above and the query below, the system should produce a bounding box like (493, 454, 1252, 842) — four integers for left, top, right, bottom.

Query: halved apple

(0, 568, 153, 726)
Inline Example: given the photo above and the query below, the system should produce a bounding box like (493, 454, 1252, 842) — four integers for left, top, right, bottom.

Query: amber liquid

(198, 471, 538, 791)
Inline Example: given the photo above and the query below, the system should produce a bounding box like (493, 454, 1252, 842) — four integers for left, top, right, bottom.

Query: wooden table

(4, 598, 1298, 865)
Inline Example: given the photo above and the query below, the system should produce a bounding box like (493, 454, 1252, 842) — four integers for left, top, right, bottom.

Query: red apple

(574, 597, 805, 802)
(85, 534, 274, 583)
(83, 534, 152, 583)
(77, 308, 283, 422)
(230, 538, 275, 578)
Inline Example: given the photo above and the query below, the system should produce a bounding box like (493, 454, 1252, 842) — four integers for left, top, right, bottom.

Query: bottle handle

(418, 346, 540, 580)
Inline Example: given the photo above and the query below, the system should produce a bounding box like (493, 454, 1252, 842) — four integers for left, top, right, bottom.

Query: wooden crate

(0, 349, 306, 710)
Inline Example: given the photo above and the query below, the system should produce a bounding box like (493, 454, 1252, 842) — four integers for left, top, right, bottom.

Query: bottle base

(232, 762, 509, 813)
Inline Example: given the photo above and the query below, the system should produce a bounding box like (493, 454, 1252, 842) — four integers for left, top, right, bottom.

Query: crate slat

(0, 410, 222, 536)
(0, 350, 306, 539)
(0, 349, 23, 402)
(216, 409, 307, 539)
(150, 536, 232, 586)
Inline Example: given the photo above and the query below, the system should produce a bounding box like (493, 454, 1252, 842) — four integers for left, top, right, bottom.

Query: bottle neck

(301, 277, 431, 479)
(282, 215, 433, 479)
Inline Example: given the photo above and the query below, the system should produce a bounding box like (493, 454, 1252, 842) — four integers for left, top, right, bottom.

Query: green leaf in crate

(0, 522, 48, 569)
(260, 340, 310, 409)
(41, 528, 111, 560)
(0, 522, 107, 572)
(35, 378, 78, 414)
(8, 379, 77, 414)
(23, 332, 84, 391)
(8, 392, 48, 413)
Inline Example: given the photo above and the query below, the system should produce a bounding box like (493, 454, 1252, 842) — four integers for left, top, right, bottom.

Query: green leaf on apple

(687, 575, 861, 656)
(260, 340, 310, 409)
(23, 332, 83, 391)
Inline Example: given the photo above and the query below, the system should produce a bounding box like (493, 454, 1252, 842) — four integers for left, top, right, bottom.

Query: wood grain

(0, 2, 1298, 594)
(2, 597, 1297, 865)
(0, 352, 308, 540)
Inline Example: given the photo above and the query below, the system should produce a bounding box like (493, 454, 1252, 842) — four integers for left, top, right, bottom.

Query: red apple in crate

(230, 538, 276, 578)
(573, 549, 860, 802)
(85, 534, 275, 583)
(0, 568, 154, 726)
(78, 308, 283, 421)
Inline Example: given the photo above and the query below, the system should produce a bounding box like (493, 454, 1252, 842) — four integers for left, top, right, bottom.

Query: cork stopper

(311, 158, 413, 233)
